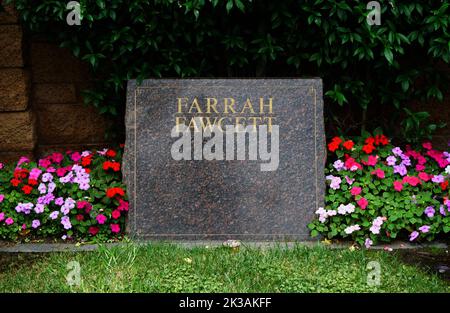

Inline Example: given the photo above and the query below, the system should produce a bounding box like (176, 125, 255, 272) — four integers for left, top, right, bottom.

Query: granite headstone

(124, 79, 325, 240)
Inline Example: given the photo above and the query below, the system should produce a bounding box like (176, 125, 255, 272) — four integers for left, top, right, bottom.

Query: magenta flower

(17, 156, 30, 166)
(357, 197, 368, 210)
(393, 181, 403, 192)
(0, 194, 4, 203)
(96, 214, 107, 224)
(5, 217, 14, 225)
(345, 176, 354, 185)
(29, 168, 42, 180)
(0, 212, 5, 222)
(371, 168, 385, 179)
(38, 158, 51, 168)
(71, 152, 82, 162)
(350, 186, 362, 196)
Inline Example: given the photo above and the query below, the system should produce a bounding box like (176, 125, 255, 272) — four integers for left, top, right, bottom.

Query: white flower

(445, 165, 450, 175)
(344, 224, 360, 234)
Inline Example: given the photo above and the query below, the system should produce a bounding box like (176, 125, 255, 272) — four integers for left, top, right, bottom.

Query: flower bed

(0, 147, 128, 241)
(309, 133, 450, 247)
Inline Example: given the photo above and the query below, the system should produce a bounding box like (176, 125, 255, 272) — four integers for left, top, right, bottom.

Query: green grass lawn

(0, 243, 448, 293)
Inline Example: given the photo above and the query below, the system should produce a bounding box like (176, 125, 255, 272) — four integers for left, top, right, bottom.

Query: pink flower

(345, 176, 354, 185)
(0, 162, 3, 170)
(366, 155, 378, 166)
(418, 172, 430, 182)
(50, 152, 64, 164)
(112, 210, 121, 219)
(110, 224, 120, 233)
(71, 152, 82, 162)
(350, 186, 362, 196)
(402, 176, 420, 187)
(357, 197, 368, 210)
(96, 214, 107, 225)
(77, 201, 89, 210)
(118, 199, 129, 211)
(17, 156, 29, 166)
(371, 168, 385, 179)
(393, 181, 403, 192)
(422, 142, 432, 150)
(415, 164, 425, 171)
(0, 194, 4, 203)
(29, 168, 42, 180)
(0, 212, 5, 222)
(38, 158, 51, 168)
(5, 217, 14, 225)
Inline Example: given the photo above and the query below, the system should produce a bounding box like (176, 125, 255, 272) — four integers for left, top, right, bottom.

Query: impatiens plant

(0, 147, 128, 242)
(309, 131, 450, 247)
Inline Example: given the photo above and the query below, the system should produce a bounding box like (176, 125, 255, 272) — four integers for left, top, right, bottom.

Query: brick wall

(0, 3, 111, 163)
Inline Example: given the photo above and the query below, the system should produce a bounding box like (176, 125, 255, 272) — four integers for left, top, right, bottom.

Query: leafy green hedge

(5, 0, 449, 138)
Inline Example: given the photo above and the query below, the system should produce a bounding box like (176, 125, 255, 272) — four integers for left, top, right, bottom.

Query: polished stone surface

(124, 79, 325, 240)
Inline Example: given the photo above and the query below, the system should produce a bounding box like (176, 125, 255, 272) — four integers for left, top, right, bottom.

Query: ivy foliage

(4, 0, 449, 136)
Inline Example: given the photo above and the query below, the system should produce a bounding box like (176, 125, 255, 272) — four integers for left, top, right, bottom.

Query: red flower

(441, 181, 448, 191)
(365, 137, 375, 145)
(89, 226, 99, 236)
(374, 134, 389, 146)
(103, 161, 121, 172)
(81, 155, 93, 167)
(362, 143, 375, 154)
(76, 214, 84, 221)
(27, 179, 38, 186)
(106, 187, 125, 198)
(112, 210, 121, 219)
(14, 168, 28, 179)
(343, 140, 354, 150)
(327, 137, 342, 152)
(11, 178, 21, 187)
(106, 149, 117, 158)
(328, 142, 340, 152)
(22, 185, 33, 195)
(85, 204, 92, 214)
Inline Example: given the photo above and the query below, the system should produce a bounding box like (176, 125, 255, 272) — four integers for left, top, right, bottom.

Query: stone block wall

(0, 4, 35, 162)
(30, 40, 111, 156)
(0, 3, 111, 163)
